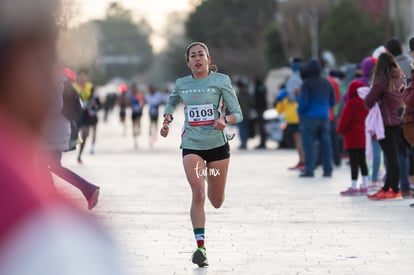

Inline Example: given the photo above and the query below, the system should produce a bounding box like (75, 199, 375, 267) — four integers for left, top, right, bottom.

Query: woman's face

(0, 36, 58, 134)
(186, 45, 211, 77)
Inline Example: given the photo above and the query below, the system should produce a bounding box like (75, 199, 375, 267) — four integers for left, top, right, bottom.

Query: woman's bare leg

(183, 154, 207, 228)
(206, 158, 230, 208)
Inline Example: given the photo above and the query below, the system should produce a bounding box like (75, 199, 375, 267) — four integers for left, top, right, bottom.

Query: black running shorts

(182, 143, 230, 163)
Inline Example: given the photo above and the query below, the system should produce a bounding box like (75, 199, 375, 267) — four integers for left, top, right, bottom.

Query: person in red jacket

(337, 80, 369, 196)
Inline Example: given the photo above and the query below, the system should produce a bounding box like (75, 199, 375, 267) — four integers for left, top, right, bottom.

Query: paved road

(57, 107, 414, 275)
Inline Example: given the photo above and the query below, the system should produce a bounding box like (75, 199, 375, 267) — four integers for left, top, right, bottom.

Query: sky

(73, 0, 193, 52)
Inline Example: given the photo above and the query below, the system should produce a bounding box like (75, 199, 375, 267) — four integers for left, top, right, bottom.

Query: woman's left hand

(214, 117, 226, 131)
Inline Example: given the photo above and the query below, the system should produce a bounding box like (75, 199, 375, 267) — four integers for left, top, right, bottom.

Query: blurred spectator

(366, 52, 404, 201)
(276, 58, 304, 170)
(327, 74, 342, 167)
(402, 40, 414, 199)
(298, 59, 335, 177)
(357, 57, 383, 186)
(0, 0, 124, 274)
(236, 80, 254, 149)
(337, 81, 369, 196)
(386, 38, 412, 83)
(253, 77, 268, 149)
(357, 57, 376, 86)
(386, 38, 413, 198)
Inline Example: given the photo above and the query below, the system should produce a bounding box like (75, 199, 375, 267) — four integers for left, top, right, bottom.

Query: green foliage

(320, 0, 386, 63)
(185, 0, 277, 77)
(264, 23, 286, 69)
(91, 2, 154, 82)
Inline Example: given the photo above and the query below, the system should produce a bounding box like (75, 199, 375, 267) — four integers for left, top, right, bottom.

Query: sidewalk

(58, 107, 414, 275)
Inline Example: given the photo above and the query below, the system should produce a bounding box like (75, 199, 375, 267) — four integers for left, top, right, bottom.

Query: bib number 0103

(187, 104, 215, 126)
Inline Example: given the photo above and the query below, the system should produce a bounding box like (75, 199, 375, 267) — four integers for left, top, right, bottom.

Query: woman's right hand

(160, 123, 169, 137)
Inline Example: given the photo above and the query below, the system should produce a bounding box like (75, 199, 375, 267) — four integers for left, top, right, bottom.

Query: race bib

(187, 104, 215, 126)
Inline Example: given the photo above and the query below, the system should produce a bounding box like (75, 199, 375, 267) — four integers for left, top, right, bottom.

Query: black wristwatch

(224, 116, 229, 124)
(163, 115, 174, 124)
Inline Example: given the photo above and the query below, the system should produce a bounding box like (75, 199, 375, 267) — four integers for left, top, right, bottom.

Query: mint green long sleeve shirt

(164, 72, 243, 150)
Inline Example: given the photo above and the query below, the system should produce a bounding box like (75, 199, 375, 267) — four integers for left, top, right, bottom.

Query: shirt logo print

(181, 88, 217, 94)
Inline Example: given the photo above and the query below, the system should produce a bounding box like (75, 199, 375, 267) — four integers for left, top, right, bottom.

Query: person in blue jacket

(298, 59, 335, 177)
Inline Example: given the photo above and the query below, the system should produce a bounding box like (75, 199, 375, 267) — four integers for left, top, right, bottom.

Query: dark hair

(185, 42, 218, 72)
(372, 52, 400, 90)
(385, 38, 402, 56)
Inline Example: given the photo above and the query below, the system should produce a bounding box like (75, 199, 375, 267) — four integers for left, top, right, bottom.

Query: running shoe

(192, 247, 209, 267)
(368, 189, 386, 200)
(77, 157, 83, 164)
(340, 188, 360, 196)
(288, 163, 305, 171)
(368, 189, 402, 201)
(390, 191, 403, 200)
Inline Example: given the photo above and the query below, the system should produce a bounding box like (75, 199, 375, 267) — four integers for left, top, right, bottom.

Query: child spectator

(337, 81, 369, 195)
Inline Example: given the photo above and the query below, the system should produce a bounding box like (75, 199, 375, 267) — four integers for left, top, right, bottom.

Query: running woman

(160, 42, 243, 267)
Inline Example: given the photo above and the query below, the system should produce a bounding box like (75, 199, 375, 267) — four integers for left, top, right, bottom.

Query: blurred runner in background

(73, 69, 101, 162)
(130, 83, 144, 148)
(145, 84, 164, 147)
(118, 84, 129, 136)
